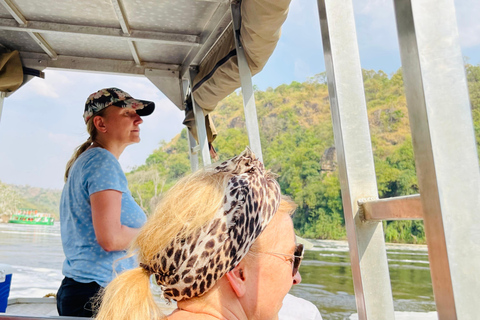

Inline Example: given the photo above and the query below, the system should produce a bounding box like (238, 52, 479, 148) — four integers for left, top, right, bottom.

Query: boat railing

(2, 298, 83, 320)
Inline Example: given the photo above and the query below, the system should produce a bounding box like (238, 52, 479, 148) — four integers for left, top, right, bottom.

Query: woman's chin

(131, 136, 141, 143)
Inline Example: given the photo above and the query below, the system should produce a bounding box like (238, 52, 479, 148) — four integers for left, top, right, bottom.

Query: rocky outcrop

(229, 116, 245, 129)
(320, 147, 337, 172)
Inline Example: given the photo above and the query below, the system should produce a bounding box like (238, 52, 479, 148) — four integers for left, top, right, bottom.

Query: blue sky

(1, 0, 479, 189)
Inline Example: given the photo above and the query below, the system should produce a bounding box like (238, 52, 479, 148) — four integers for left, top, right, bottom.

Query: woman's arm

(91, 190, 140, 252)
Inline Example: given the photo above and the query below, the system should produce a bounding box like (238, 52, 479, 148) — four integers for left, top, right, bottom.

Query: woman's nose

(134, 113, 143, 124)
(293, 270, 302, 285)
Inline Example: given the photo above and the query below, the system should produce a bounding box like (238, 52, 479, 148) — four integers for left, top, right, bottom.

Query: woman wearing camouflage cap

(56, 88, 155, 317)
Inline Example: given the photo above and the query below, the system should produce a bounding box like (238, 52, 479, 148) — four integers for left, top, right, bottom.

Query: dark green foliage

(466, 64, 480, 156)
(376, 136, 418, 198)
(125, 65, 480, 244)
(383, 220, 426, 244)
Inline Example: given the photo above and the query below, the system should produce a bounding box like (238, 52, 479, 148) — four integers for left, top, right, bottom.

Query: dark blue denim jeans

(56, 277, 102, 317)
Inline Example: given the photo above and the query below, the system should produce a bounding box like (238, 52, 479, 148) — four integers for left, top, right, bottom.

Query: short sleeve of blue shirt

(60, 148, 147, 287)
(84, 150, 129, 195)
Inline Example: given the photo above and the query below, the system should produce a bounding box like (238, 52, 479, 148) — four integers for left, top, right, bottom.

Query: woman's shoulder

(84, 147, 114, 159)
(77, 147, 117, 166)
(71, 148, 120, 177)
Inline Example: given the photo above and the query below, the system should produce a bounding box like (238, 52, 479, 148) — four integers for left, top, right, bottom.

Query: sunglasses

(263, 243, 304, 277)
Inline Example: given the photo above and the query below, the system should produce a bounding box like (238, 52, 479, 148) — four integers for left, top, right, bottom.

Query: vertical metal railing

(188, 69, 211, 167)
(316, 1, 395, 319)
(317, 0, 480, 318)
(186, 129, 199, 172)
(181, 79, 200, 172)
(180, 71, 211, 172)
(394, 0, 480, 318)
(231, 1, 263, 161)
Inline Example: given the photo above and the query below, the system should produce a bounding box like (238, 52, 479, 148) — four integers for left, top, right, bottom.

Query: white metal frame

(187, 129, 200, 172)
(0, 0, 58, 59)
(316, 1, 395, 319)
(145, 69, 183, 112)
(230, 1, 263, 161)
(184, 0, 265, 171)
(110, 0, 141, 66)
(179, 2, 231, 77)
(394, 0, 480, 318)
(0, 19, 199, 47)
(21, 52, 178, 76)
(180, 79, 200, 172)
(188, 69, 211, 168)
(181, 78, 203, 172)
(317, 0, 480, 319)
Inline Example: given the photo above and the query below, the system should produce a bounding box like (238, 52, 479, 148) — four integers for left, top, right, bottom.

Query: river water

(0, 222, 436, 320)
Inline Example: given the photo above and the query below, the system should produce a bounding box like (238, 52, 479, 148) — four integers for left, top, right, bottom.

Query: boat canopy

(0, 0, 290, 144)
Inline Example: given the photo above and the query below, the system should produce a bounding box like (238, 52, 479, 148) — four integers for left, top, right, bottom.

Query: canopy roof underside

(0, 0, 233, 109)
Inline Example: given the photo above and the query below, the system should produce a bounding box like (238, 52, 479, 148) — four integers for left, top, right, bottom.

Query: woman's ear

(225, 264, 247, 298)
(93, 115, 107, 133)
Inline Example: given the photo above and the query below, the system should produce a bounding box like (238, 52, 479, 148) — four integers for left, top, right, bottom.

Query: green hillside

(126, 64, 478, 243)
(0, 181, 61, 219)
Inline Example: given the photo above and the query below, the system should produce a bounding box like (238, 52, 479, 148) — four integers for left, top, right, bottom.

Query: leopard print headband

(140, 148, 281, 301)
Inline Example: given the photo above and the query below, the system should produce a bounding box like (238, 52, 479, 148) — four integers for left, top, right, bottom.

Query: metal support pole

(231, 1, 263, 161)
(317, 1, 394, 319)
(187, 130, 199, 172)
(0, 92, 5, 125)
(188, 69, 211, 166)
(394, 1, 480, 318)
(181, 79, 199, 172)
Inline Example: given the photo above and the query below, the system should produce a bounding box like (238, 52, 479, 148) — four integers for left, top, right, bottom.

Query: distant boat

(8, 209, 54, 226)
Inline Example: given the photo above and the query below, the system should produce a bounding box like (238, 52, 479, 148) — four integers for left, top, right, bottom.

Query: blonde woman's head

(96, 149, 294, 320)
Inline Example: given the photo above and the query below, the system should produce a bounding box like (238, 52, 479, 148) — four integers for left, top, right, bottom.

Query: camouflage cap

(83, 87, 155, 123)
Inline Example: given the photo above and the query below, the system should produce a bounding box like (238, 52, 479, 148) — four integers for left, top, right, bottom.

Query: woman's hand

(91, 190, 140, 252)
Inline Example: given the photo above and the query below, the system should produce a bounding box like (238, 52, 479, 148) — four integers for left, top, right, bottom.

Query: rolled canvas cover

(0, 51, 23, 92)
(185, 0, 290, 144)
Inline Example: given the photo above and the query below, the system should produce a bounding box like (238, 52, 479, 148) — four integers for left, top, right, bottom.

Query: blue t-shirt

(60, 147, 146, 287)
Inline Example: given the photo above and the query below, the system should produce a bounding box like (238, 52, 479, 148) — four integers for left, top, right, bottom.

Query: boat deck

(3, 297, 177, 319)
(5, 298, 60, 318)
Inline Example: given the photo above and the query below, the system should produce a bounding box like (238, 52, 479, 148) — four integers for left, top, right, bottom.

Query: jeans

(56, 277, 102, 317)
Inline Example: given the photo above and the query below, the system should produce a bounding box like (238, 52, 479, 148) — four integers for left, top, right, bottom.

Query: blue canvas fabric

(60, 147, 146, 287)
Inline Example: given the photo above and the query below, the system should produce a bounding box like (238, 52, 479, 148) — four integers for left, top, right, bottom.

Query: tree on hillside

(0, 181, 19, 216)
(466, 63, 480, 157)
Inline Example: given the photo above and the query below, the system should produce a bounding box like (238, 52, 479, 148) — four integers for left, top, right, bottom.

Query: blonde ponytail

(95, 267, 165, 320)
(64, 137, 92, 182)
(64, 108, 107, 182)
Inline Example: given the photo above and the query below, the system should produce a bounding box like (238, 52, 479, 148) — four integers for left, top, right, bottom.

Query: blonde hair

(95, 169, 294, 320)
(64, 108, 108, 182)
(95, 168, 232, 320)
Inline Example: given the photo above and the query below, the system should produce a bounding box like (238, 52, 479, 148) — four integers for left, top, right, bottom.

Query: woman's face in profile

(102, 106, 143, 146)
(245, 213, 300, 319)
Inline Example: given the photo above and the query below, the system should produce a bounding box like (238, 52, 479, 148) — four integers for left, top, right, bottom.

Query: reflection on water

(0, 224, 436, 320)
(290, 240, 436, 320)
